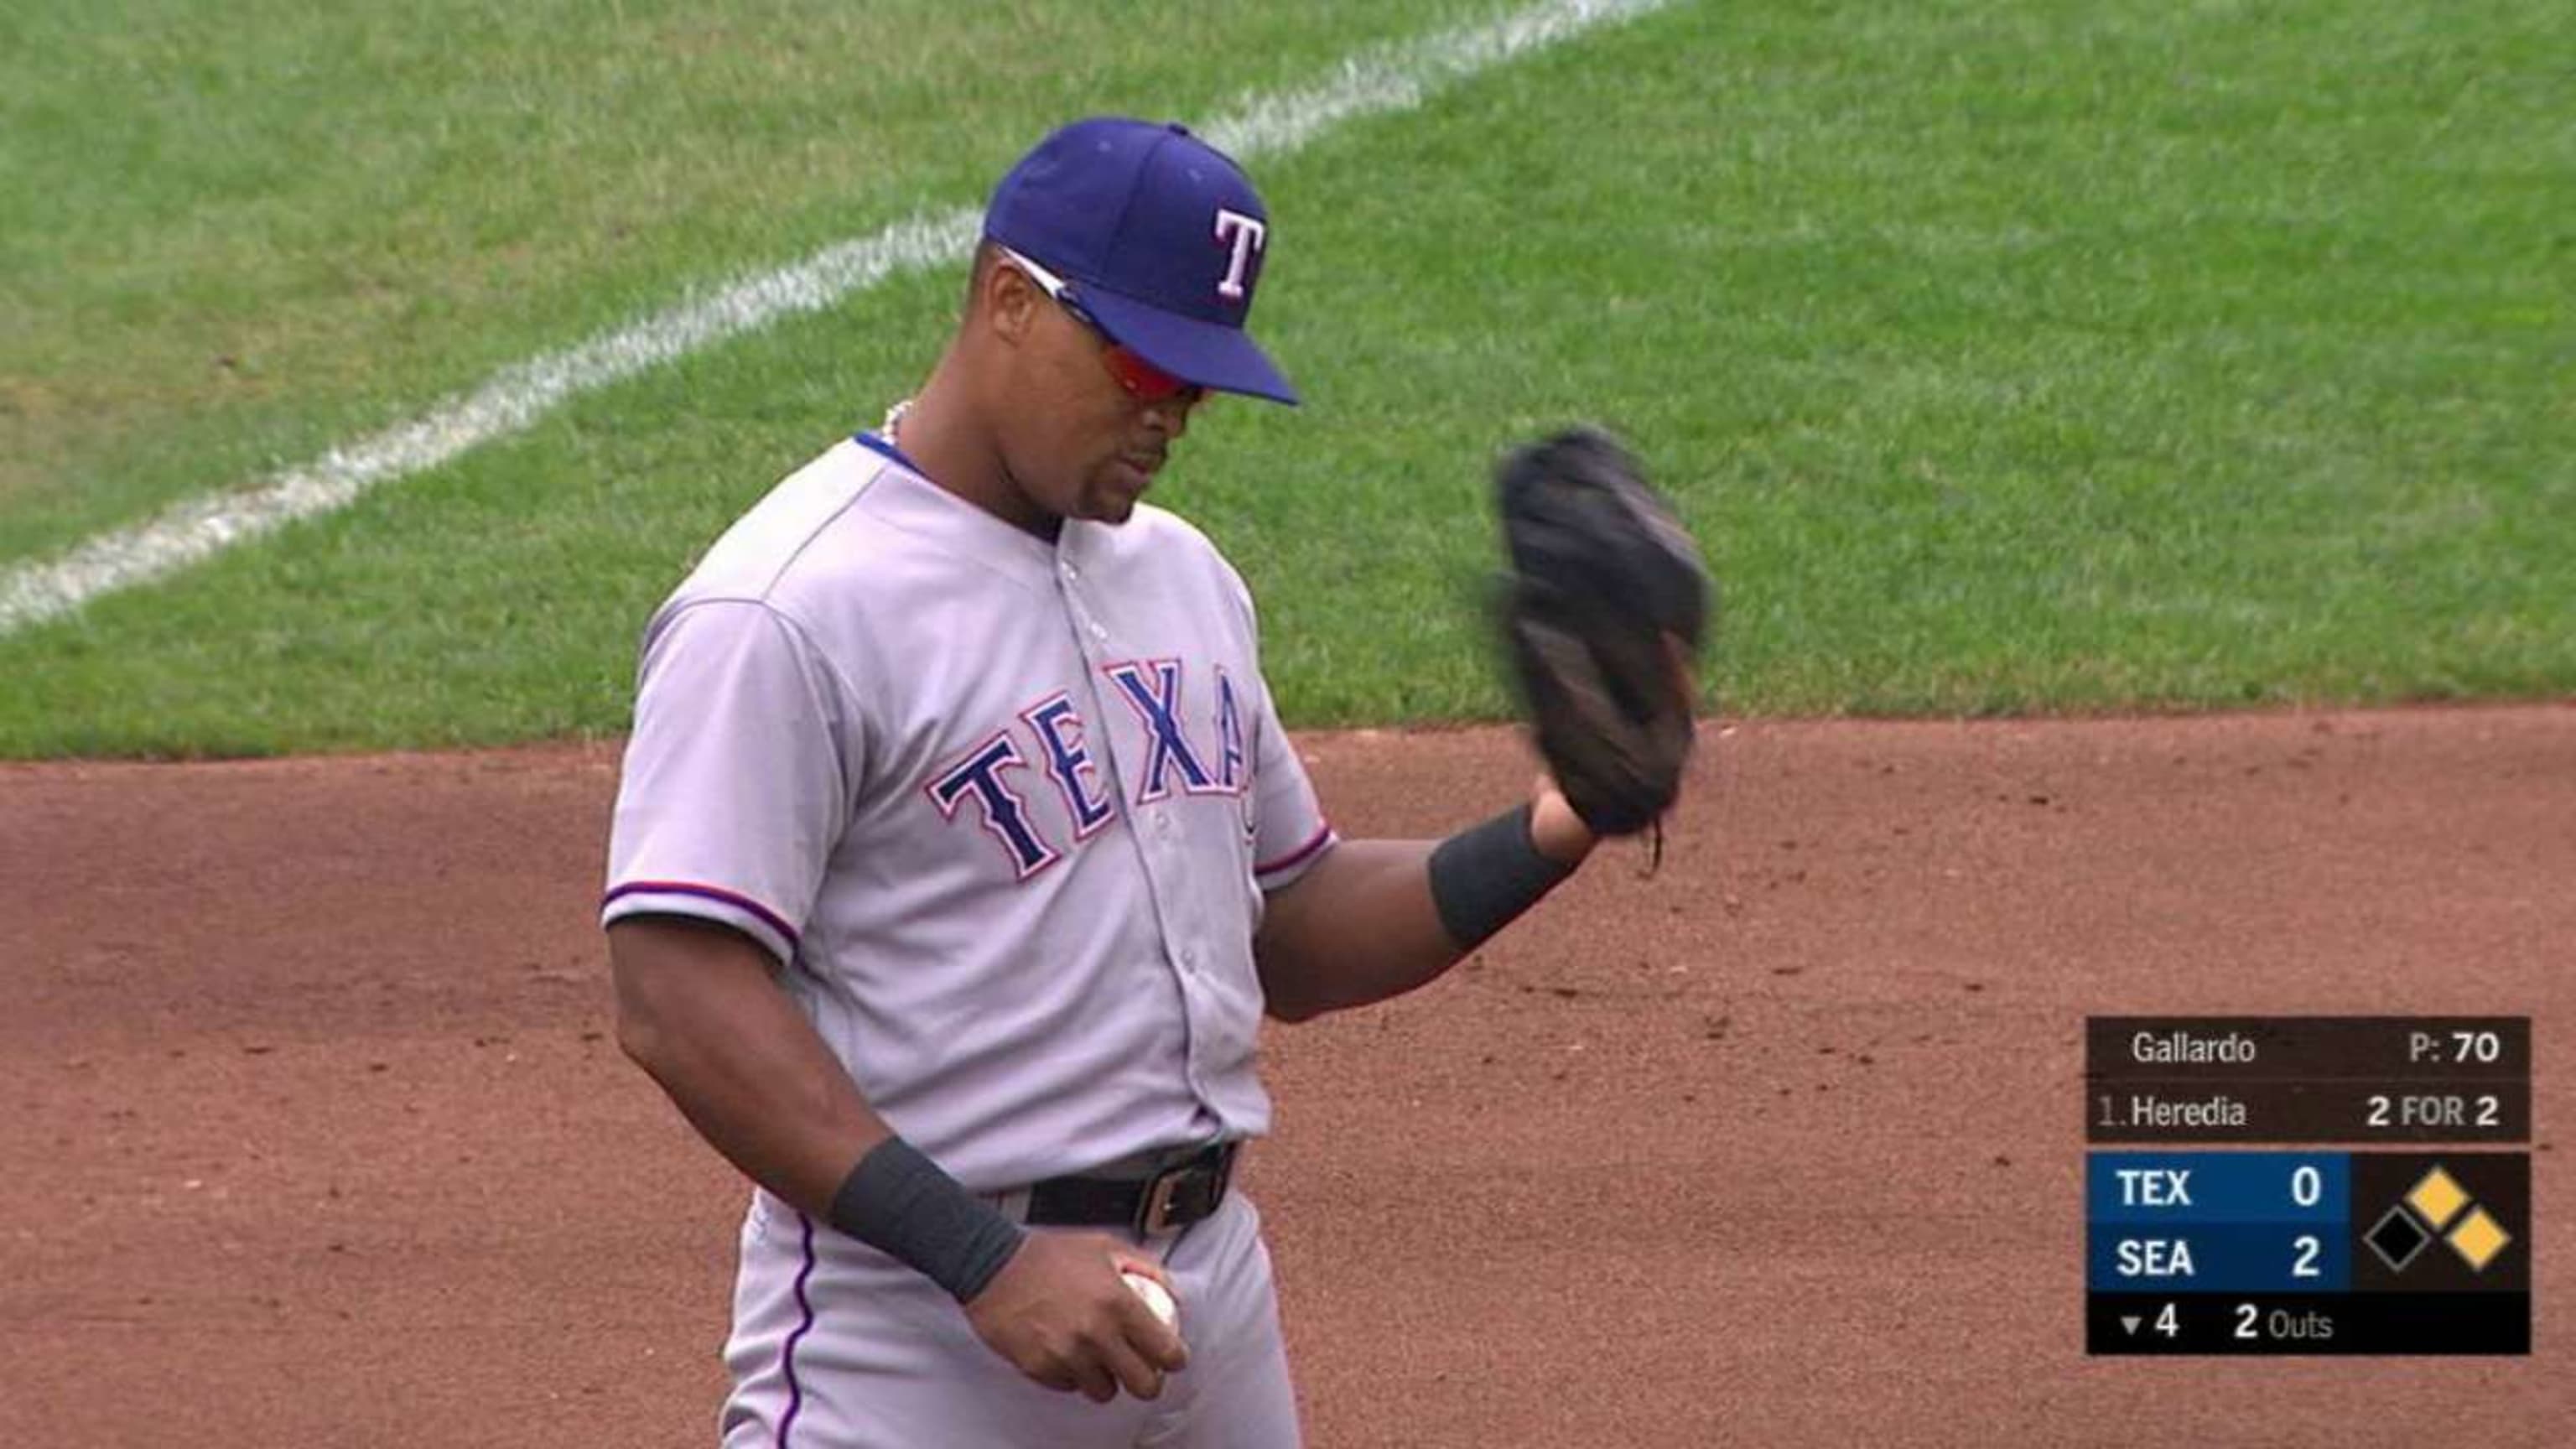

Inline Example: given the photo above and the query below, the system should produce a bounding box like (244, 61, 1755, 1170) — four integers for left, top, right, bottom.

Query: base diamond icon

(2366, 1205, 2431, 1271)
(2407, 1166, 2470, 1231)
(2446, 1207, 2512, 1272)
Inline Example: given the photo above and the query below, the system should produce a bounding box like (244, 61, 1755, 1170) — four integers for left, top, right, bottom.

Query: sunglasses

(996, 246, 1204, 405)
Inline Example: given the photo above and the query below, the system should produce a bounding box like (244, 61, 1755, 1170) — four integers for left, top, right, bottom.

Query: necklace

(881, 398, 913, 447)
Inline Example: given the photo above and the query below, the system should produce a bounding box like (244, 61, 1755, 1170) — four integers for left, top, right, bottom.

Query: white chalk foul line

(0, 0, 1669, 636)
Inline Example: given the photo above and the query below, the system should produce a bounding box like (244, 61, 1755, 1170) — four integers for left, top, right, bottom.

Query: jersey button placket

(1053, 539, 1104, 645)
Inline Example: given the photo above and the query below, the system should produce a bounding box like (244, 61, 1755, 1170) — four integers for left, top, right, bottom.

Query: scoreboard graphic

(2084, 1017, 2531, 1355)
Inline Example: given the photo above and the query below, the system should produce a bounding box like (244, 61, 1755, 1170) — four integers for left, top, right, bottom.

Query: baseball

(1123, 1270, 1180, 1331)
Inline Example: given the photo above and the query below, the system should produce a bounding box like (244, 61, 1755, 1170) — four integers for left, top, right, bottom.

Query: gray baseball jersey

(601, 431, 1336, 1192)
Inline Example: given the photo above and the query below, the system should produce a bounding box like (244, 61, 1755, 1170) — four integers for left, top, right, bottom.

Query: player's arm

(610, 914, 887, 1218)
(1254, 783, 1595, 1021)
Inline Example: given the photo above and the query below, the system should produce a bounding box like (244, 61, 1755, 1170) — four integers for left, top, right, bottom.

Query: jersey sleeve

(1246, 667, 1335, 891)
(601, 599, 856, 963)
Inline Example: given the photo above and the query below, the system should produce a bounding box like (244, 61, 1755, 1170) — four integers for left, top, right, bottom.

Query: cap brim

(1080, 288, 1300, 406)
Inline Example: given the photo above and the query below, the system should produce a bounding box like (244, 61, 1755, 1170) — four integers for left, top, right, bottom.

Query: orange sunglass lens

(1102, 345, 1196, 402)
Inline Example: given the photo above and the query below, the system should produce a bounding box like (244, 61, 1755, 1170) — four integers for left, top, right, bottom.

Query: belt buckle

(1135, 1166, 1191, 1237)
(1132, 1144, 1232, 1237)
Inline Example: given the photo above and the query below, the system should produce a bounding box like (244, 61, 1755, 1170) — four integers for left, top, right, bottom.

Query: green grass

(0, 0, 1452, 566)
(3, 0, 2570, 756)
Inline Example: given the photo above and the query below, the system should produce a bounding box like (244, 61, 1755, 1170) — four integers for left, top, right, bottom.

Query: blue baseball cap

(984, 117, 1298, 405)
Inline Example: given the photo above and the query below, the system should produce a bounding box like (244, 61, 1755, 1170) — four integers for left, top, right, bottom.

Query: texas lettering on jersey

(926, 662, 1250, 880)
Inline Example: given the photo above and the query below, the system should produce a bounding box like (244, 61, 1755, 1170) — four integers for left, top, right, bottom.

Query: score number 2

(2292, 1233, 2320, 1278)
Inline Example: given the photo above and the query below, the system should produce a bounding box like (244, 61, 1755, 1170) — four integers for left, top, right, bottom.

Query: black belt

(1023, 1141, 1239, 1236)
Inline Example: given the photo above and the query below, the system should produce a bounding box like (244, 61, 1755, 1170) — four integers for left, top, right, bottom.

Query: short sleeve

(601, 600, 855, 963)
(1246, 669, 1335, 891)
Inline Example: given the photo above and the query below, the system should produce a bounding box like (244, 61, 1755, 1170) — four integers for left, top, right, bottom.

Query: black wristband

(827, 1138, 1026, 1302)
(1428, 802, 1577, 952)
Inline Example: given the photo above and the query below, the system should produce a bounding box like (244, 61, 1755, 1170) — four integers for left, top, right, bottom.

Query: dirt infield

(4, 706, 2568, 1446)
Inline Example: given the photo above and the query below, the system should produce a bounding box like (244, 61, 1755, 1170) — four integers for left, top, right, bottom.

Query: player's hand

(962, 1231, 1187, 1402)
(1529, 776, 1597, 867)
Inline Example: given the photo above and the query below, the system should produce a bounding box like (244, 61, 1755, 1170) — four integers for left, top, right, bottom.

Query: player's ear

(980, 255, 1042, 347)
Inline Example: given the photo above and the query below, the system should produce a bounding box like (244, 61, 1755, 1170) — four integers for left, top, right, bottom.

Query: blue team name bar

(2086, 1222, 2351, 1291)
(2087, 1151, 2349, 1223)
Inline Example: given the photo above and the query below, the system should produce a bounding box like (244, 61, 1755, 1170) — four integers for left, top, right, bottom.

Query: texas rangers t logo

(1213, 209, 1267, 301)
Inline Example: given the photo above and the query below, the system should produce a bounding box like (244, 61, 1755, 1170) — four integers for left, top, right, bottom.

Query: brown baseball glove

(1493, 427, 1711, 839)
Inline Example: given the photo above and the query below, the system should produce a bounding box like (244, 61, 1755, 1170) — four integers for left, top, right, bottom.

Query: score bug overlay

(2084, 1017, 2530, 1356)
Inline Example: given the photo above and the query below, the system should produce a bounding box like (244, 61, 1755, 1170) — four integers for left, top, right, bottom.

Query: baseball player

(602, 117, 1629, 1448)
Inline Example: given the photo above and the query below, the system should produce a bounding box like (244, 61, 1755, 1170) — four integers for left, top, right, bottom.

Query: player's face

(993, 259, 1207, 528)
(1051, 310, 1205, 527)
